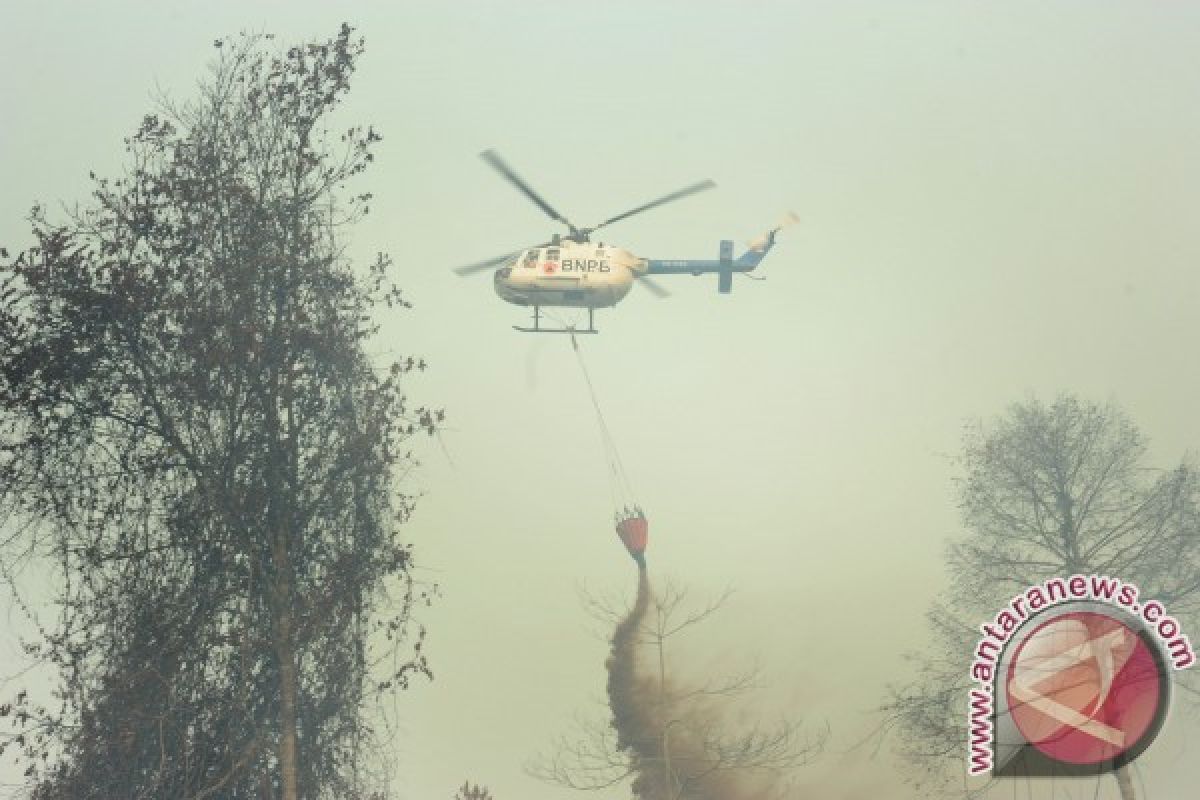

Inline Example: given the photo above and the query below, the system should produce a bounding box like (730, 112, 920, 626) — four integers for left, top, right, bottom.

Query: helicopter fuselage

(493, 241, 642, 308)
(457, 149, 791, 331)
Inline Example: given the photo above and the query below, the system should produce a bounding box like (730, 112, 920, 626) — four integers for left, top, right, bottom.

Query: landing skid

(513, 306, 598, 334)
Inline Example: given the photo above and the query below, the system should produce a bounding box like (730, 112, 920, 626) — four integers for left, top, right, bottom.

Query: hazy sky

(4, 3, 1200, 799)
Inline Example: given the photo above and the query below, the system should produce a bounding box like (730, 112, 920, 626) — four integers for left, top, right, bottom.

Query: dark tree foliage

(0, 25, 438, 800)
(454, 781, 494, 800)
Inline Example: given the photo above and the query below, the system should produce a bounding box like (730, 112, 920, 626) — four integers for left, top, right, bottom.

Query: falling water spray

(605, 565, 668, 800)
(604, 564, 786, 800)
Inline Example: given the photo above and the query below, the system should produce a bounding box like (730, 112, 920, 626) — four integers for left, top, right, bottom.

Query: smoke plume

(606, 567, 783, 800)
(606, 566, 666, 799)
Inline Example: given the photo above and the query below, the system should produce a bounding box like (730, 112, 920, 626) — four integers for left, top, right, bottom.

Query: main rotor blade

(453, 250, 522, 276)
(481, 150, 575, 230)
(453, 241, 554, 276)
(635, 273, 671, 299)
(590, 179, 716, 233)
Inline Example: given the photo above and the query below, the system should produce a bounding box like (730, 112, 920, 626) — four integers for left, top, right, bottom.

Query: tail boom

(643, 215, 792, 293)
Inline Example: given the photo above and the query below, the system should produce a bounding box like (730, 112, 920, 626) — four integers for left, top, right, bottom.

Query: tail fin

(730, 211, 799, 280)
(746, 211, 801, 253)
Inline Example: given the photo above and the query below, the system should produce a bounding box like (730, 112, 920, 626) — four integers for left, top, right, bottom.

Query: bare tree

(881, 395, 1200, 800)
(529, 578, 823, 800)
(0, 26, 437, 800)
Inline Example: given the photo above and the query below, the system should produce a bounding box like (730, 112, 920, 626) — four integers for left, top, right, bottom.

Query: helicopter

(453, 150, 794, 333)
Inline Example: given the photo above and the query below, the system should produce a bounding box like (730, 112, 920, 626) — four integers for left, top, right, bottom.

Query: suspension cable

(570, 332, 637, 509)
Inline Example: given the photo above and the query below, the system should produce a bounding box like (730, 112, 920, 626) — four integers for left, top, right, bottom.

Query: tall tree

(881, 395, 1199, 800)
(0, 26, 437, 799)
